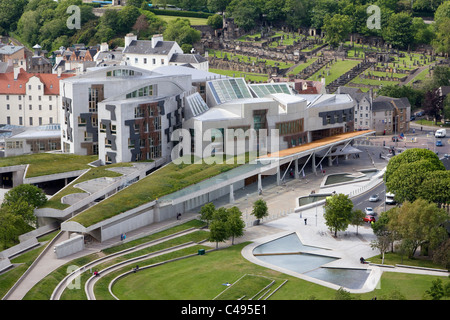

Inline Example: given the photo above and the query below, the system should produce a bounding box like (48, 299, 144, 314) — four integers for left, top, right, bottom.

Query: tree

(425, 278, 445, 300)
(387, 199, 448, 258)
(382, 12, 414, 49)
(208, 207, 229, 248)
(386, 159, 445, 203)
(207, 0, 231, 14)
(3, 184, 47, 210)
(251, 199, 268, 223)
(163, 18, 201, 46)
(385, 148, 443, 184)
(323, 193, 353, 237)
(200, 202, 216, 227)
(226, 206, 245, 245)
(0, 209, 21, 250)
(117, 5, 141, 34)
(0, 0, 27, 32)
(283, 0, 313, 30)
(207, 14, 223, 30)
(418, 170, 450, 207)
(227, 0, 261, 31)
(133, 14, 149, 38)
(350, 209, 365, 235)
(322, 13, 352, 48)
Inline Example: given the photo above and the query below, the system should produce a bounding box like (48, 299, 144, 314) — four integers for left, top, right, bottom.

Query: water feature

(253, 233, 370, 290)
(323, 169, 379, 186)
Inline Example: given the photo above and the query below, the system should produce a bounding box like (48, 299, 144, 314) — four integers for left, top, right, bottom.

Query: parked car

(365, 207, 375, 215)
(364, 215, 376, 223)
(436, 140, 443, 147)
(369, 194, 379, 202)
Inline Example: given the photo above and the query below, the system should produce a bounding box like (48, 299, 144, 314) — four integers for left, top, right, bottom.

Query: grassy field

(287, 58, 318, 76)
(155, 15, 208, 25)
(3, 220, 448, 301)
(0, 153, 97, 178)
(207, 49, 294, 70)
(308, 59, 361, 84)
(41, 162, 134, 210)
(69, 155, 246, 227)
(209, 68, 269, 82)
(109, 242, 449, 300)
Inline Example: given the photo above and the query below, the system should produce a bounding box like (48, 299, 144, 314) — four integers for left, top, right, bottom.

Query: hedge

(146, 8, 214, 19)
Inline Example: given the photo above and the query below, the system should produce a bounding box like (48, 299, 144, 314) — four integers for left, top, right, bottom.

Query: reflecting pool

(253, 233, 370, 290)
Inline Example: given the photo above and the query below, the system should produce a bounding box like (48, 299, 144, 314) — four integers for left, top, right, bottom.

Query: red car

(364, 215, 376, 223)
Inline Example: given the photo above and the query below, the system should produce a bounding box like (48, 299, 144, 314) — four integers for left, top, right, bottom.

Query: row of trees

(209, 0, 449, 53)
(0, 184, 47, 250)
(373, 148, 450, 268)
(199, 199, 268, 248)
(8, 0, 201, 53)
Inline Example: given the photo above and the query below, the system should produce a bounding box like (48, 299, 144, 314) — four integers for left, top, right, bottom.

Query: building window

(49, 117, 53, 124)
(6, 104, 10, 110)
(29, 117, 33, 126)
(78, 117, 87, 127)
(39, 117, 42, 125)
(326, 116, 331, 124)
(88, 85, 103, 113)
(144, 58, 147, 64)
(7, 116, 10, 125)
(275, 119, 304, 136)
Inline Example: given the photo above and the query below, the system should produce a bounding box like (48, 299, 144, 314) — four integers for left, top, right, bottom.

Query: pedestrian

(120, 233, 123, 241)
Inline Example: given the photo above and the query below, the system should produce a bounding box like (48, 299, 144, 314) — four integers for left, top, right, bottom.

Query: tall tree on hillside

(0, 0, 27, 32)
(382, 12, 414, 49)
(322, 13, 352, 48)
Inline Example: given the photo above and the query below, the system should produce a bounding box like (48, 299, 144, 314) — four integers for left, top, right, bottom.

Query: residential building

(0, 44, 26, 70)
(337, 86, 410, 134)
(122, 34, 208, 71)
(0, 67, 73, 127)
(372, 96, 411, 135)
(337, 87, 373, 131)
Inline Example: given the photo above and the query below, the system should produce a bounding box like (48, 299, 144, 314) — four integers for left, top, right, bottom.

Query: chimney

(152, 34, 163, 48)
(100, 42, 109, 52)
(124, 33, 137, 49)
(14, 66, 21, 80)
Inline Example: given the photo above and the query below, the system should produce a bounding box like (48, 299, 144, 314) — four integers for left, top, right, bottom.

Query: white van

(385, 192, 396, 205)
(435, 129, 446, 138)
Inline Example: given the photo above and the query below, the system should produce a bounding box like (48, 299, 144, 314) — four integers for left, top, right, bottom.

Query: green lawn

(209, 68, 269, 82)
(0, 153, 97, 178)
(109, 242, 449, 300)
(287, 58, 318, 76)
(207, 49, 294, 70)
(41, 162, 134, 210)
(69, 155, 246, 227)
(156, 15, 208, 25)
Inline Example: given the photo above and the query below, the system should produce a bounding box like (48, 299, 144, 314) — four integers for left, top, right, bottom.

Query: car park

(369, 194, 379, 202)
